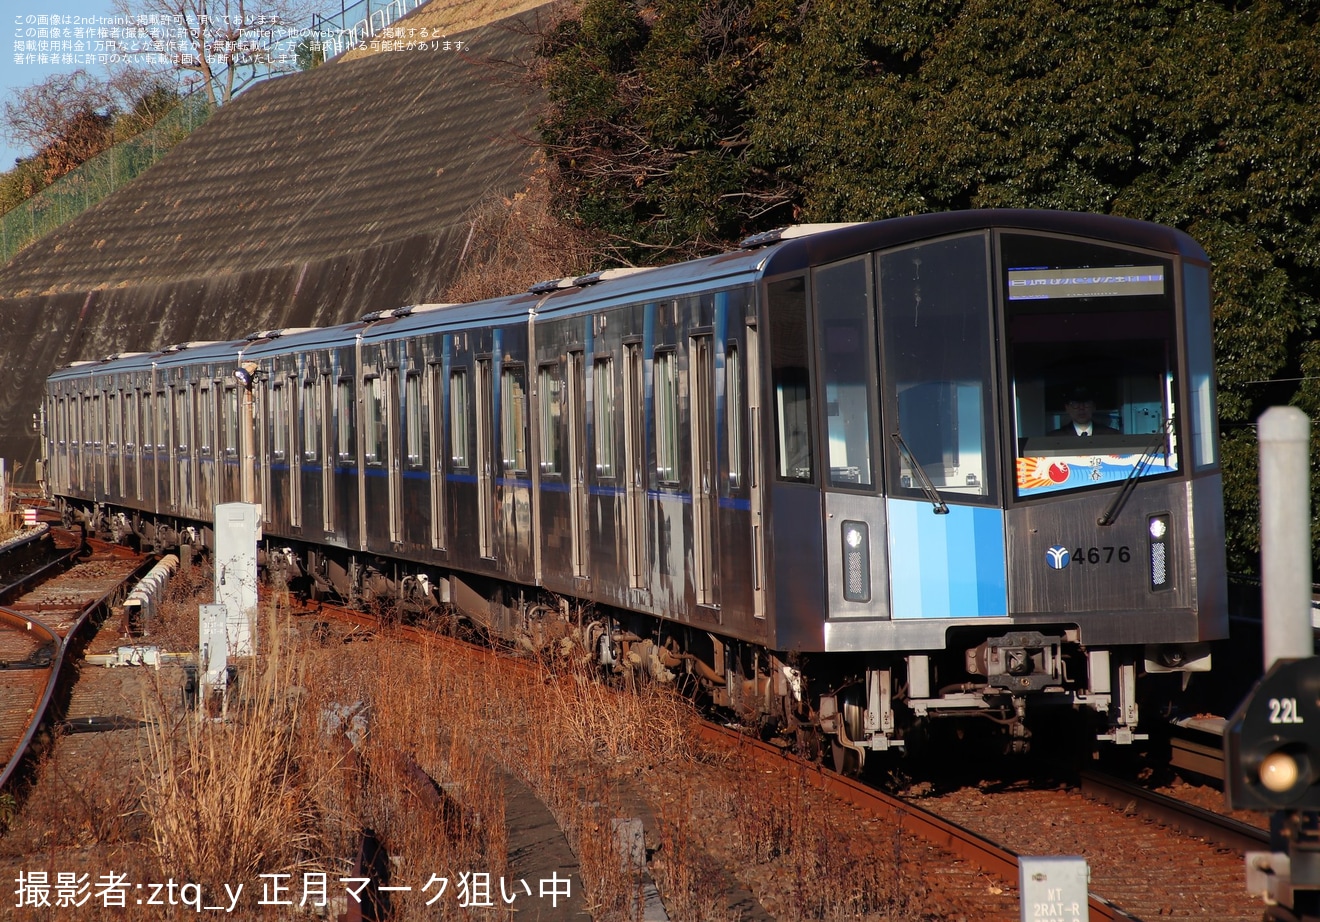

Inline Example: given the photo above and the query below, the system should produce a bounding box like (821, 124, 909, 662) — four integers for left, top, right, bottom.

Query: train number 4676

(1072, 546, 1131, 564)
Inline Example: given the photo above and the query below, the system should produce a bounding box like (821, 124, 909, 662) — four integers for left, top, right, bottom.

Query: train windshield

(880, 234, 997, 502)
(1003, 233, 1179, 498)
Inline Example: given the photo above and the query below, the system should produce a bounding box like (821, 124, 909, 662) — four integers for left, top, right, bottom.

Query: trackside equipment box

(1019, 856, 1088, 922)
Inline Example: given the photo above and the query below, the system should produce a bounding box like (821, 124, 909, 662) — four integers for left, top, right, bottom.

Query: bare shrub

(442, 164, 604, 304)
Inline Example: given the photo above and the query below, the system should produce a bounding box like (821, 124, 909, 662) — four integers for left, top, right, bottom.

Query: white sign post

(214, 502, 261, 657)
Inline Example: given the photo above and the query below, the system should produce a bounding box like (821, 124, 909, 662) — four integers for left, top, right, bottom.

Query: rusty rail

(0, 533, 151, 792)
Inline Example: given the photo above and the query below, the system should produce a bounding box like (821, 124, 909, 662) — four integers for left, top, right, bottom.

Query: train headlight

(1147, 512, 1171, 591)
(841, 520, 870, 603)
(1226, 657, 1320, 810)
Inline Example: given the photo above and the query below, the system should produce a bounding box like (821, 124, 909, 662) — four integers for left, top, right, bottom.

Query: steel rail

(694, 723, 1136, 922)
(0, 535, 152, 792)
(0, 525, 71, 605)
(1079, 769, 1268, 854)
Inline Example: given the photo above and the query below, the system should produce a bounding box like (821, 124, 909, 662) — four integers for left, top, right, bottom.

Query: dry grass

(138, 617, 315, 893)
(0, 573, 934, 921)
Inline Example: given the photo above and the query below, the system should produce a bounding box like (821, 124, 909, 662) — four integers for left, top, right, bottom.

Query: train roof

(47, 210, 1207, 381)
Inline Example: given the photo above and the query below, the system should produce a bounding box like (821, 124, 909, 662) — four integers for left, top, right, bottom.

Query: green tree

(538, 0, 1320, 573)
(537, 0, 798, 261)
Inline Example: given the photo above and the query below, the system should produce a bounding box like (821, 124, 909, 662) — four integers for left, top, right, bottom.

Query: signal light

(1260, 749, 1304, 793)
(1225, 657, 1320, 811)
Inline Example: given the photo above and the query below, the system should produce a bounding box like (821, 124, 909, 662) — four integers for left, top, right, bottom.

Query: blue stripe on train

(887, 498, 1007, 619)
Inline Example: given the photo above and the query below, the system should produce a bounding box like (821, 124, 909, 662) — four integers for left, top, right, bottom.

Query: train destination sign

(1007, 266, 1165, 300)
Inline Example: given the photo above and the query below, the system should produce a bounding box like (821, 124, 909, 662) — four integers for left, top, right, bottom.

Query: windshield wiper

(890, 431, 949, 514)
(1097, 418, 1173, 527)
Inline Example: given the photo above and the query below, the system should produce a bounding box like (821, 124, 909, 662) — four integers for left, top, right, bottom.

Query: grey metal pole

(1258, 405, 1313, 670)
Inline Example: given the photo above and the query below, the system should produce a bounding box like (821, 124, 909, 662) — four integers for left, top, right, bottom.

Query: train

(40, 210, 1228, 769)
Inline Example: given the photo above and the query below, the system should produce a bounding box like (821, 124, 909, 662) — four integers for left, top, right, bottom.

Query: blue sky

(3, 0, 120, 169)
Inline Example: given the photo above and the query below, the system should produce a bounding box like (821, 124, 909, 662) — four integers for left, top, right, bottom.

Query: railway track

(0, 528, 150, 791)
(307, 599, 1267, 919)
(6, 578, 1263, 919)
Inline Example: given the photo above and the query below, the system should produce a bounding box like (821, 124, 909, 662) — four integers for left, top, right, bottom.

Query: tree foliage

(537, 0, 1320, 573)
(1, 69, 182, 213)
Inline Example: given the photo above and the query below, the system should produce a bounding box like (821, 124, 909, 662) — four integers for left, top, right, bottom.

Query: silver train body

(42, 211, 1228, 762)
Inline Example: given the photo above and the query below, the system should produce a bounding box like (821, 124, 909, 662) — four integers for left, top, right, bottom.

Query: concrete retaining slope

(0, 5, 551, 474)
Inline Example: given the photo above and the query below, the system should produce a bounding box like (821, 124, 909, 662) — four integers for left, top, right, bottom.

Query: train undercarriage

(63, 498, 1211, 774)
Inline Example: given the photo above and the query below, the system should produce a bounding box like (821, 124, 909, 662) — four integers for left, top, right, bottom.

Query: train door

(746, 324, 767, 619)
(108, 390, 122, 500)
(136, 389, 148, 508)
(127, 389, 141, 503)
(332, 371, 355, 541)
(403, 368, 425, 548)
(71, 393, 83, 495)
(428, 361, 446, 550)
(170, 386, 183, 510)
(257, 380, 272, 527)
(475, 358, 494, 558)
(623, 343, 646, 589)
(812, 257, 887, 621)
(387, 366, 402, 544)
(567, 350, 588, 579)
(288, 379, 301, 529)
(93, 390, 106, 500)
(155, 388, 167, 513)
(321, 374, 335, 534)
(300, 378, 317, 530)
(690, 334, 718, 606)
(220, 384, 238, 505)
(198, 384, 214, 517)
(879, 234, 1005, 620)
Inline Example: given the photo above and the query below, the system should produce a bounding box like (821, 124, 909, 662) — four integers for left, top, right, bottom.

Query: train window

(1002, 233, 1179, 497)
(406, 372, 423, 467)
(881, 235, 995, 499)
(222, 387, 239, 458)
(125, 391, 137, 454)
(364, 375, 385, 465)
(654, 351, 679, 483)
(538, 364, 563, 475)
(727, 344, 742, 489)
(501, 366, 527, 473)
(428, 364, 446, 550)
(92, 393, 103, 447)
(814, 258, 876, 490)
(272, 384, 286, 460)
(108, 393, 119, 449)
(155, 391, 166, 452)
(450, 368, 469, 469)
(302, 381, 318, 462)
(336, 379, 356, 463)
(199, 387, 213, 455)
(139, 393, 149, 454)
(768, 276, 814, 483)
(174, 388, 189, 453)
(593, 358, 615, 478)
(1183, 263, 1217, 472)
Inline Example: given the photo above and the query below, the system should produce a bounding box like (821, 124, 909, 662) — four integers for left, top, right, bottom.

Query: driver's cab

(1004, 234, 1179, 498)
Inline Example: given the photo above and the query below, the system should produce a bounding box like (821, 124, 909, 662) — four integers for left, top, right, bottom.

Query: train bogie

(43, 211, 1228, 765)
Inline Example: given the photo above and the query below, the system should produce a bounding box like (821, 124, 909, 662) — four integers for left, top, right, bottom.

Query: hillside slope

(0, 3, 553, 474)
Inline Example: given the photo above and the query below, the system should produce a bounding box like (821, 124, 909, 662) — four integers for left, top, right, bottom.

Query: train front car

(755, 212, 1226, 768)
